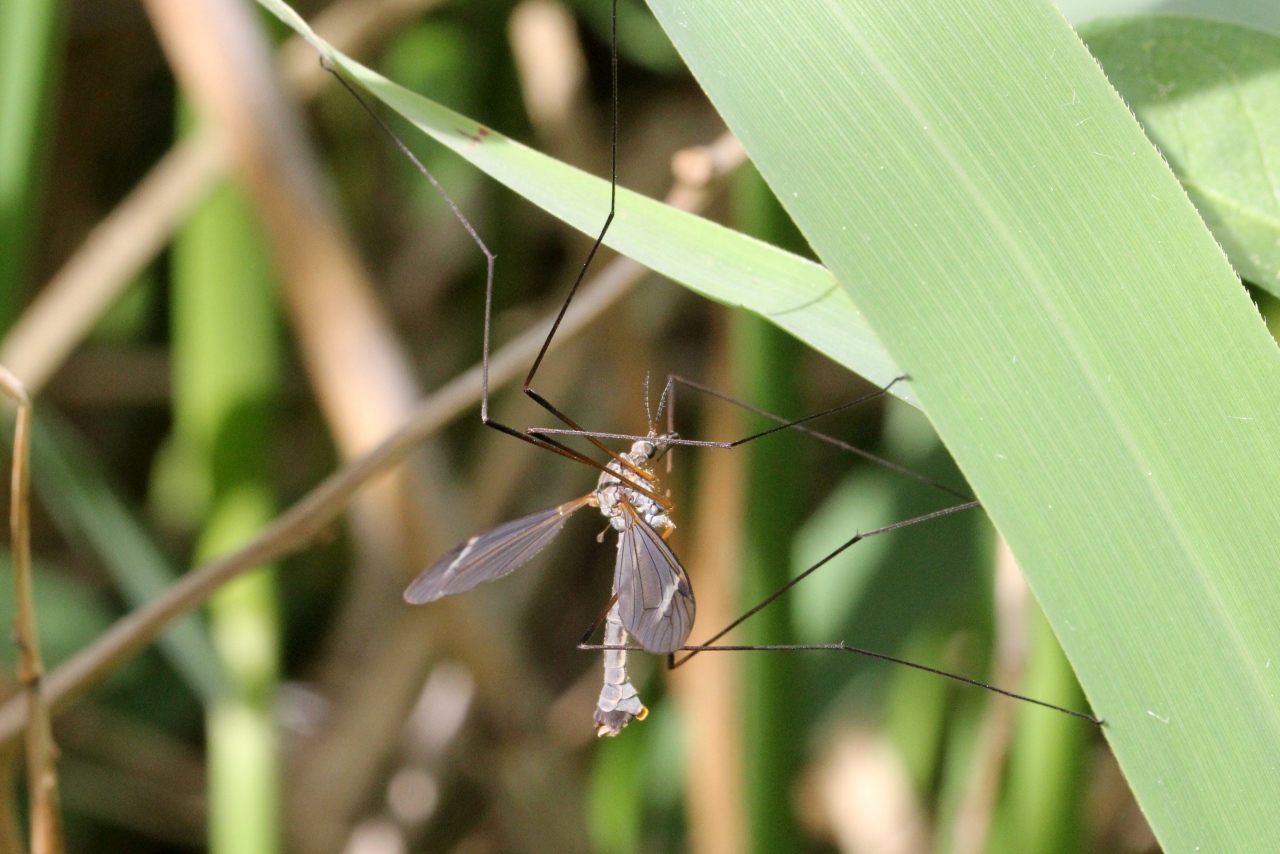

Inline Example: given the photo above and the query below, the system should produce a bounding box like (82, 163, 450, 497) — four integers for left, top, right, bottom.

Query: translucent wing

(405, 496, 592, 604)
(614, 503, 696, 654)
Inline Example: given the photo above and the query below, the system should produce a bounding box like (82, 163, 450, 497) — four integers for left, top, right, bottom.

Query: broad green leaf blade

(1084, 16, 1280, 297)
(646, 0, 1280, 850)
(255, 0, 916, 407)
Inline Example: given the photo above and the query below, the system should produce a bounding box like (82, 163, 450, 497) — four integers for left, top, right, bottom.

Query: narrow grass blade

(30, 413, 224, 703)
(172, 160, 282, 854)
(255, 0, 914, 407)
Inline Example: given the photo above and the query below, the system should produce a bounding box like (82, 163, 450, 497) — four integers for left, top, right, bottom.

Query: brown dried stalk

(949, 535, 1030, 854)
(0, 366, 64, 854)
(668, 318, 746, 854)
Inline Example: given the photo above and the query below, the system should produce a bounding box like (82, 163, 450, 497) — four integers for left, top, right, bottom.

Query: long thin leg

(479, 0, 667, 496)
(683, 643, 1101, 724)
(320, 62, 565, 468)
(579, 641, 1099, 725)
(673, 502, 980, 660)
(578, 594, 620, 646)
(580, 501, 1101, 725)
(505, 0, 656, 480)
(535, 373, 972, 501)
(532, 374, 908, 448)
(320, 1, 665, 507)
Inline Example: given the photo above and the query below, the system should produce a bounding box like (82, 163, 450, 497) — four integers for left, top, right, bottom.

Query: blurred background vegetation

(0, 0, 1161, 851)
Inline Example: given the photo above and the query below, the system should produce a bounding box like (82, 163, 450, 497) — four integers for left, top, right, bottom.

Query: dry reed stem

(668, 316, 747, 854)
(0, 367, 64, 854)
(0, 745, 25, 854)
(949, 535, 1030, 854)
(0, 140, 221, 394)
(509, 0, 598, 175)
(0, 0, 438, 396)
(147, 5, 628, 846)
(0, 135, 740, 754)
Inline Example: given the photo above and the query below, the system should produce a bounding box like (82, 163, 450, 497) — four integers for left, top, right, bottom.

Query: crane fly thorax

(595, 437, 671, 533)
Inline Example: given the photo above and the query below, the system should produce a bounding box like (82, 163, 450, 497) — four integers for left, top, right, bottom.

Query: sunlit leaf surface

(643, 0, 1280, 850)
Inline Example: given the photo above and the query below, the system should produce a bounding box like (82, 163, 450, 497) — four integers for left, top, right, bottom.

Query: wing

(614, 504, 695, 654)
(405, 496, 592, 604)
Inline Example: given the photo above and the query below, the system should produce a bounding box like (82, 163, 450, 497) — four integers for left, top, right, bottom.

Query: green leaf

(1060, 0, 1280, 35)
(0, 0, 63, 329)
(255, 0, 916, 407)
(641, 0, 1280, 850)
(1084, 16, 1280, 297)
(31, 413, 225, 703)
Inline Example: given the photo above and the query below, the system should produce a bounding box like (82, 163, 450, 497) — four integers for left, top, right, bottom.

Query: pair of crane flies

(322, 0, 1100, 736)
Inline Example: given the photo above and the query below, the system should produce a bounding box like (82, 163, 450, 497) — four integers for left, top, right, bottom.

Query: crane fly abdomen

(594, 599, 649, 737)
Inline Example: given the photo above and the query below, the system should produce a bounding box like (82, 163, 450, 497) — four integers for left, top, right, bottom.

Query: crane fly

(405, 414, 694, 735)
(321, 0, 1101, 736)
